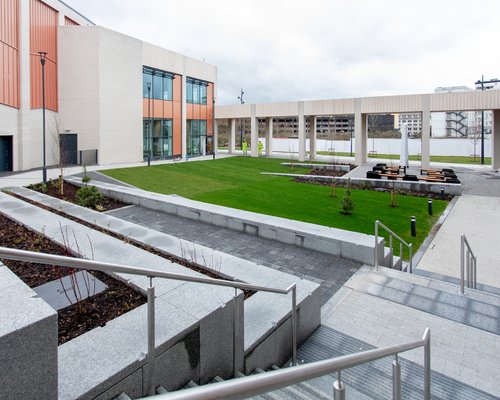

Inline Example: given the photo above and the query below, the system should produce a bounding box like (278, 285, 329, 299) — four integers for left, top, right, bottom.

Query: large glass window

(143, 66, 173, 101)
(187, 119, 207, 157)
(143, 118, 173, 160)
(143, 72, 152, 98)
(186, 78, 209, 105)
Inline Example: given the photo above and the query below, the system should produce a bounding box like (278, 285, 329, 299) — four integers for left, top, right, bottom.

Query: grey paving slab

(107, 205, 363, 306)
(298, 325, 499, 400)
(33, 270, 107, 311)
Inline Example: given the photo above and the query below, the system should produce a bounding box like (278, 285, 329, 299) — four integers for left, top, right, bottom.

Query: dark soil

(28, 179, 126, 211)
(307, 168, 349, 177)
(0, 213, 146, 344)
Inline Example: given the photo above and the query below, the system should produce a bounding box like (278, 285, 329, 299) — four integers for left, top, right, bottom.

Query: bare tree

(51, 115, 68, 196)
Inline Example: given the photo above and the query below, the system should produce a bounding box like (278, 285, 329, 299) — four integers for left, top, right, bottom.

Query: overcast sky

(64, 0, 499, 105)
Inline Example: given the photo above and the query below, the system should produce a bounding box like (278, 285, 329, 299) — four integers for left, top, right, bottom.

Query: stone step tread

(414, 268, 500, 297)
(297, 325, 498, 400)
(377, 265, 500, 304)
(351, 267, 500, 335)
(113, 393, 131, 400)
(184, 380, 199, 389)
(156, 386, 168, 394)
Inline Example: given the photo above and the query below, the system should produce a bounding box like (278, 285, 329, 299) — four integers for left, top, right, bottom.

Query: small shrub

(340, 179, 355, 215)
(75, 186, 104, 209)
(82, 165, 91, 186)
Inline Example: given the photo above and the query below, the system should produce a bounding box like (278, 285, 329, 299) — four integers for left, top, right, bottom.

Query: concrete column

(17, 0, 31, 171)
(265, 117, 273, 156)
(420, 94, 431, 169)
(354, 98, 367, 165)
(181, 74, 187, 160)
(493, 109, 500, 170)
(298, 102, 306, 161)
(250, 104, 258, 157)
(229, 119, 236, 153)
(310, 116, 317, 160)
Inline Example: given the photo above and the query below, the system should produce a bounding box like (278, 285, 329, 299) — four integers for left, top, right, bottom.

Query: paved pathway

(107, 206, 362, 305)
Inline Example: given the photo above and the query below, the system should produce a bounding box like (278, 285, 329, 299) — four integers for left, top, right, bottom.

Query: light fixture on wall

(38, 51, 48, 184)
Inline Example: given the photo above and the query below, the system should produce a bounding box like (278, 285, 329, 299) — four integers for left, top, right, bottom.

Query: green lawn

(101, 157, 447, 258)
(316, 151, 491, 165)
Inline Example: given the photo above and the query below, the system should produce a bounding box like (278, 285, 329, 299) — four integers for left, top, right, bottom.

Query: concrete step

(156, 386, 168, 394)
(347, 266, 500, 335)
(184, 380, 199, 389)
(211, 375, 224, 383)
(297, 325, 498, 400)
(113, 393, 131, 400)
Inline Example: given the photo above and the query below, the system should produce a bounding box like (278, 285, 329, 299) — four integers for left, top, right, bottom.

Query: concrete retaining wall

(66, 177, 379, 266)
(0, 263, 58, 400)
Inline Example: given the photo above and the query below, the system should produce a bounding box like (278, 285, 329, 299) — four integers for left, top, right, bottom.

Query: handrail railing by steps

(460, 234, 477, 294)
(375, 220, 413, 273)
(0, 246, 298, 397)
(143, 328, 431, 400)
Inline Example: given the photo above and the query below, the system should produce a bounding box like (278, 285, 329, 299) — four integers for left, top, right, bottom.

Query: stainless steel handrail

(460, 234, 477, 294)
(142, 328, 431, 400)
(374, 220, 413, 273)
(0, 246, 298, 395)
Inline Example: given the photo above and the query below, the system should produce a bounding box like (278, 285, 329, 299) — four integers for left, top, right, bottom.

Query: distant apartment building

(394, 113, 422, 137)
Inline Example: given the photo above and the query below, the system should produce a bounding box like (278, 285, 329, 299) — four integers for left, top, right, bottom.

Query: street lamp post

(212, 95, 216, 159)
(238, 89, 244, 149)
(475, 75, 500, 165)
(38, 51, 47, 183)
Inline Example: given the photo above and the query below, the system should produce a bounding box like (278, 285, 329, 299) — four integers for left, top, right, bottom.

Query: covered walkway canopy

(215, 90, 500, 170)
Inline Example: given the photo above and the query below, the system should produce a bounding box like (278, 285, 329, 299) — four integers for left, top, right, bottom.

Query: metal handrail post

(409, 244, 413, 274)
(399, 242, 403, 271)
(233, 288, 240, 377)
(333, 371, 345, 400)
(460, 235, 465, 294)
(147, 280, 156, 396)
(466, 249, 470, 288)
(374, 220, 379, 269)
(389, 235, 393, 269)
(291, 284, 297, 366)
(392, 354, 401, 400)
(423, 328, 431, 400)
(473, 257, 477, 289)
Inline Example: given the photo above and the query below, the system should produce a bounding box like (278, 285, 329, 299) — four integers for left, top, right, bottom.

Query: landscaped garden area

(101, 157, 448, 255)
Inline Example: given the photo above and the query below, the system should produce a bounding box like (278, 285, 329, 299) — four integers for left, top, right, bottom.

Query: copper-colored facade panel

(186, 104, 192, 119)
(173, 100, 181, 119)
(64, 16, 79, 26)
(0, 0, 19, 108)
(200, 105, 207, 120)
(30, 0, 58, 111)
(173, 118, 181, 155)
(152, 99, 164, 118)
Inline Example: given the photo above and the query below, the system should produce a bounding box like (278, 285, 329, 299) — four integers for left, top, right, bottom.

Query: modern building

(0, 0, 216, 173)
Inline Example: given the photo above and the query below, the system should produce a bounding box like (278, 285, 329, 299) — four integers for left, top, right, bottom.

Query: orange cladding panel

(0, 0, 19, 108)
(173, 75, 181, 101)
(173, 100, 181, 119)
(163, 100, 173, 119)
(200, 105, 207, 120)
(173, 118, 181, 155)
(186, 104, 192, 119)
(30, 0, 58, 111)
(152, 99, 164, 118)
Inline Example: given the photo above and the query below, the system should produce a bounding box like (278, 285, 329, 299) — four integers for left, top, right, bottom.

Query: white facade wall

(59, 26, 217, 166)
(270, 138, 491, 157)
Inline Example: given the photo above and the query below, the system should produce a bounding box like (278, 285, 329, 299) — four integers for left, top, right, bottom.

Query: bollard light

(148, 155, 151, 166)
(411, 216, 416, 237)
(440, 187, 445, 200)
(428, 199, 433, 215)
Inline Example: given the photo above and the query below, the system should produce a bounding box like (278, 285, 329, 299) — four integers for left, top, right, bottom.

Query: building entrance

(0, 136, 13, 172)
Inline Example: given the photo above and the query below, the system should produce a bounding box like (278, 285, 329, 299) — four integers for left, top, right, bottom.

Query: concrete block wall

(0, 263, 58, 400)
